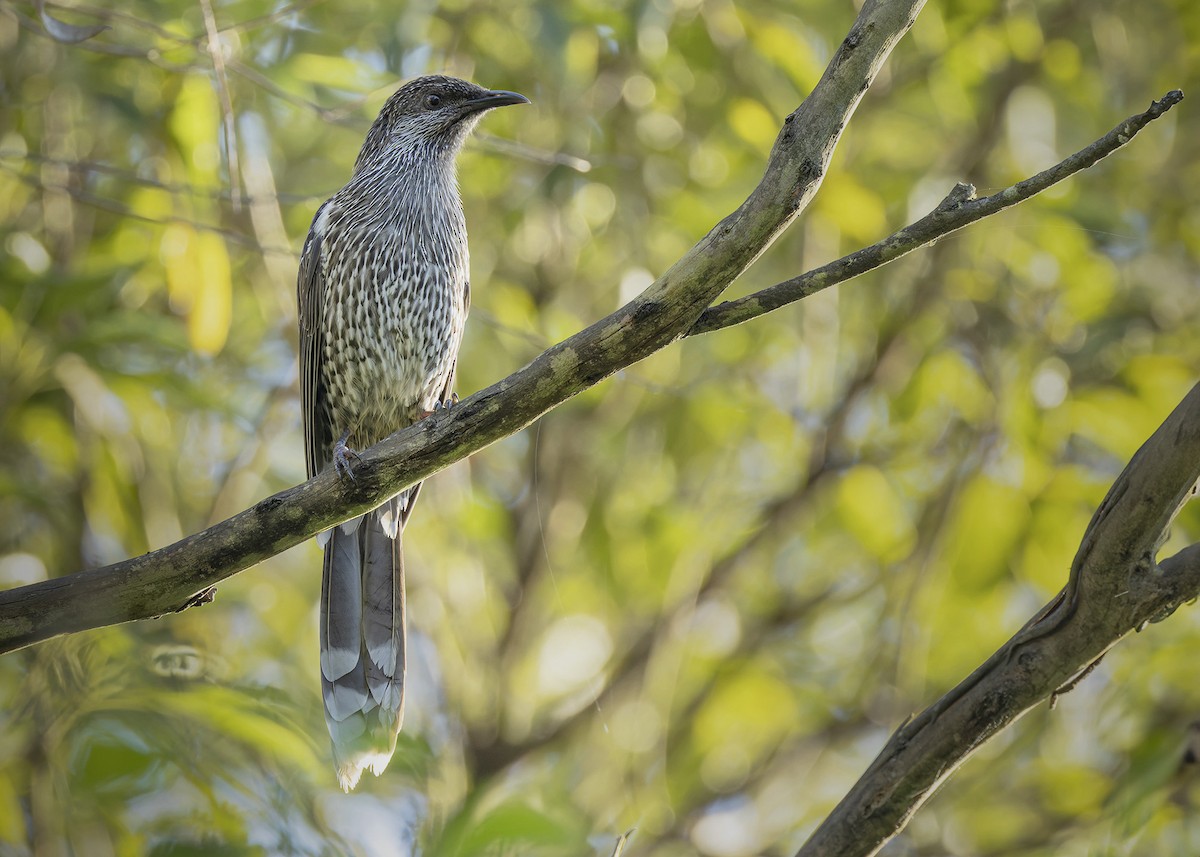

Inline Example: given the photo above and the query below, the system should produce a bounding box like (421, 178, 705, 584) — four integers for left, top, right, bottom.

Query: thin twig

(0, 162, 295, 255)
(689, 90, 1184, 336)
(0, 150, 321, 205)
(198, 0, 243, 211)
(474, 132, 595, 173)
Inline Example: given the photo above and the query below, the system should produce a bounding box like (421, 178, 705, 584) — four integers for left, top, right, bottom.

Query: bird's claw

(420, 393, 459, 420)
(333, 434, 362, 482)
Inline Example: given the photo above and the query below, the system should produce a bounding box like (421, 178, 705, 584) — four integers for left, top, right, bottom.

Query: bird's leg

(332, 428, 362, 482)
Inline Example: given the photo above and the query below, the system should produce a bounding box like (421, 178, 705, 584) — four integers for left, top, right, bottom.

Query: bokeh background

(2, 0, 1200, 854)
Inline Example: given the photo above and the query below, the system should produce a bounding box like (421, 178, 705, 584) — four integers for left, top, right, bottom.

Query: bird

(297, 75, 528, 791)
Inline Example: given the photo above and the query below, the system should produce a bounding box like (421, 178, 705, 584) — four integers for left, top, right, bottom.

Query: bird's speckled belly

(320, 232, 466, 449)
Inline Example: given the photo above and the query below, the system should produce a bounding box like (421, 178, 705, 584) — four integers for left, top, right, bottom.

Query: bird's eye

(424, 94, 442, 110)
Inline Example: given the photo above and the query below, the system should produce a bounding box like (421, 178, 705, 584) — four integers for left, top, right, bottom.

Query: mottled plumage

(297, 75, 527, 791)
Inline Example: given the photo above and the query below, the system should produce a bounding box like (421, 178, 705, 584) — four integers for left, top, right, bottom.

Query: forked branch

(797, 382, 1200, 857)
(0, 0, 928, 653)
(691, 89, 1184, 336)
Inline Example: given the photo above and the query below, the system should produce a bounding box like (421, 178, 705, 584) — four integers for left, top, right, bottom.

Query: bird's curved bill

(463, 90, 530, 113)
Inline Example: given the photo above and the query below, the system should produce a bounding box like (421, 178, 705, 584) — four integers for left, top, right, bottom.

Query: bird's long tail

(319, 489, 413, 792)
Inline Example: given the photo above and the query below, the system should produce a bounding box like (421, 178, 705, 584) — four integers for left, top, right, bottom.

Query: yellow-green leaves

(165, 77, 233, 355)
(162, 224, 232, 356)
(169, 76, 222, 184)
(836, 465, 916, 564)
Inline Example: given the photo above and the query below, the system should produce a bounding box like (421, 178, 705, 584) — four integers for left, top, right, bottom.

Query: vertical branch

(199, 0, 243, 211)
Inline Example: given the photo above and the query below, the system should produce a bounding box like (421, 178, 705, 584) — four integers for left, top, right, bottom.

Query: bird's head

(354, 75, 529, 171)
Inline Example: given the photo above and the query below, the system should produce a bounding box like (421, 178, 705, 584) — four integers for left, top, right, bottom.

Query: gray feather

(365, 650, 405, 714)
(363, 510, 405, 678)
(323, 662, 368, 722)
(318, 504, 407, 790)
(320, 527, 363, 682)
(378, 496, 400, 539)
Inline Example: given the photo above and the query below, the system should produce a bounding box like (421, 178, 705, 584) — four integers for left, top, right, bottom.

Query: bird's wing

(443, 274, 469, 401)
(433, 275, 466, 421)
(299, 201, 332, 479)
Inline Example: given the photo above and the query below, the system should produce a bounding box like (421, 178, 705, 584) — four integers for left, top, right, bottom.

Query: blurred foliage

(1, 0, 1199, 854)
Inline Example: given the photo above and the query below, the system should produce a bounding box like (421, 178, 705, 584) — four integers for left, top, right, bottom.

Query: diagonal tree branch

(0, 7, 1184, 663)
(689, 88, 1184, 336)
(0, 0, 927, 654)
(796, 381, 1200, 857)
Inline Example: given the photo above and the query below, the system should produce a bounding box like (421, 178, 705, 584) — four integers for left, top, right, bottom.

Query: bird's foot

(333, 431, 362, 482)
(418, 393, 458, 420)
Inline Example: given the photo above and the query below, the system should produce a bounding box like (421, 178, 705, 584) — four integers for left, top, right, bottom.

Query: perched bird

(297, 75, 528, 791)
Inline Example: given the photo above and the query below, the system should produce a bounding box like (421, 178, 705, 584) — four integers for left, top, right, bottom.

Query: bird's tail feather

(320, 490, 410, 792)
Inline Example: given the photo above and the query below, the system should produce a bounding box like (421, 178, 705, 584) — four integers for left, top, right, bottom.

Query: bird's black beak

(462, 89, 530, 114)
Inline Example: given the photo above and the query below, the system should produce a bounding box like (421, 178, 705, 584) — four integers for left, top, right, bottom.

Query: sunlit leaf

(0, 773, 26, 844)
(835, 465, 917, 563)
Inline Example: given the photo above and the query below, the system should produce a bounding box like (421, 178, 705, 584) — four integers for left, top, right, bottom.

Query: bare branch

(796, 382, 1200, 857)
(690, 89, 1184, 336)
(0, 0, 928, 653)
(198, 0, 243, 211)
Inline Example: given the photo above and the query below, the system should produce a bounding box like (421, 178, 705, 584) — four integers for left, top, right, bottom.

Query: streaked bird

(297, 75, 528, 791)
